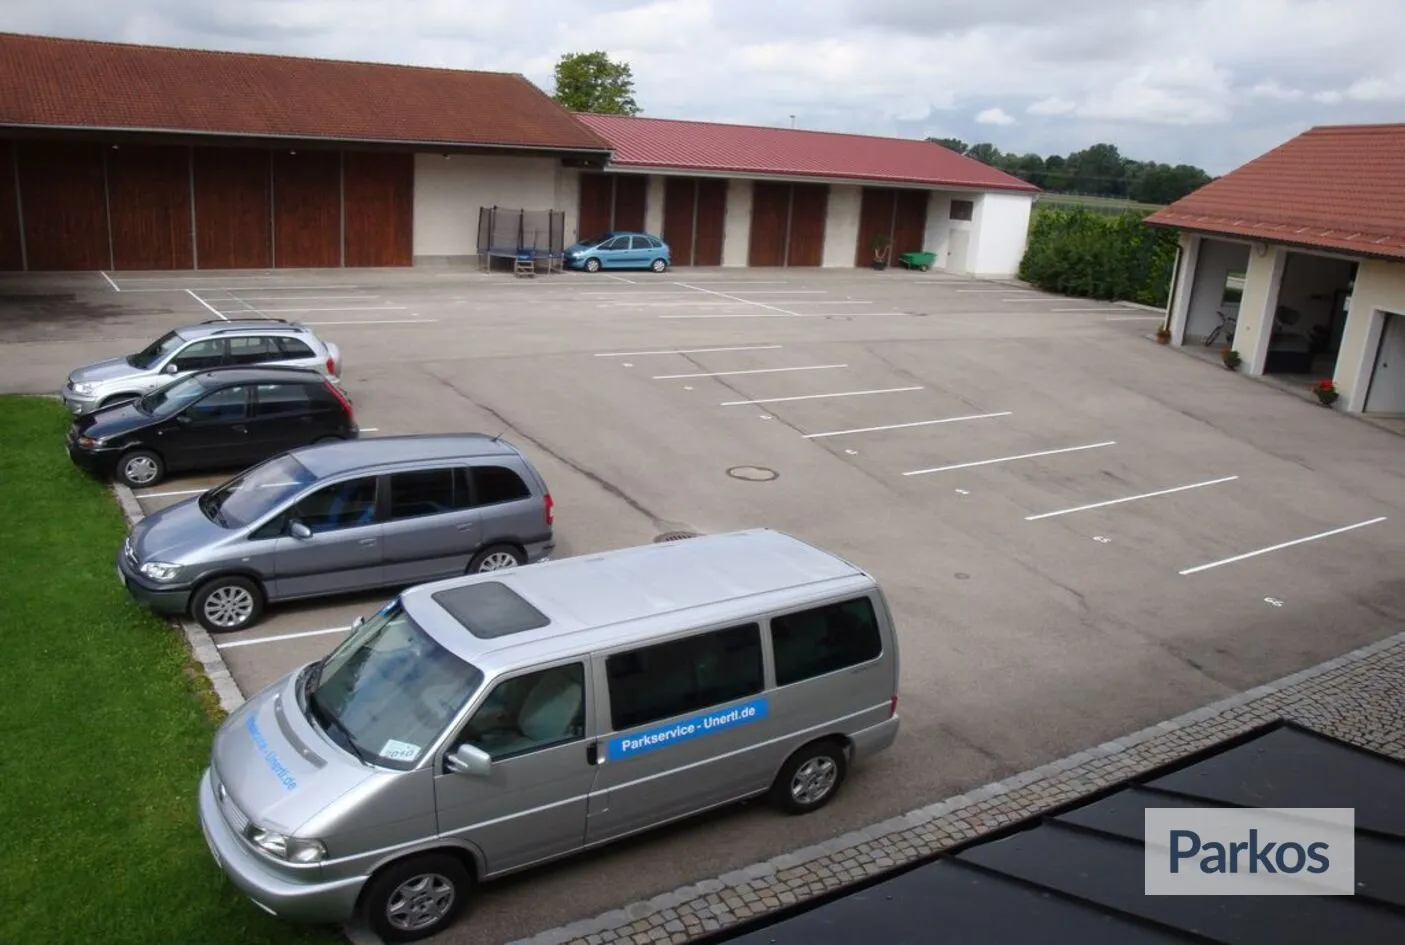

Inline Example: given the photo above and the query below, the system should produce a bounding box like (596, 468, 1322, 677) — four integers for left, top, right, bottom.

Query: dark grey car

(117, 434, 556, 632)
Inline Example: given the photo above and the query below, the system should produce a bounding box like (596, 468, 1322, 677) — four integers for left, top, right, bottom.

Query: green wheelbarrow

(898, 251, 937, 271)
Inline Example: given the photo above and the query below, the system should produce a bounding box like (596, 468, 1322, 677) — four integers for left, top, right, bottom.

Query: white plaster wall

(1337, 257, 1405, 411)
(969, 192, 1033, 277)
(722, 179, 752, 267)
(1167, 233, 1199, 345)
(1233, 246, 1288, 375)
(412, 153, 560, 259)
(822, 184, 863, 268)
(645, 175, 666, 237)
(1183, 238, 1250, 342)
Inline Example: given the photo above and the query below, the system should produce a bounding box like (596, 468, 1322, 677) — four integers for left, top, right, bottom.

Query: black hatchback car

(66, 365, 359, 488)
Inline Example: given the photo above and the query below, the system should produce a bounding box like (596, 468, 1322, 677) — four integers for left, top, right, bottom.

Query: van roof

(402, 528, 875, 672)
(289, 433, 524, 478)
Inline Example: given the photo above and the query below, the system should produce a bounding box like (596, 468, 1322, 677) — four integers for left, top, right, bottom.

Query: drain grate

(654, 531, 701, 543)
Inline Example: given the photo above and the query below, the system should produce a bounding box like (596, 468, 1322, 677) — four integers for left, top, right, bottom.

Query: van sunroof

(431, 581, 551, 639)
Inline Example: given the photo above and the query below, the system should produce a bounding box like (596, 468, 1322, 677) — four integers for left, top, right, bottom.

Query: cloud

(1027, 97, 1076, 116)
(3, 0, 1405, 175)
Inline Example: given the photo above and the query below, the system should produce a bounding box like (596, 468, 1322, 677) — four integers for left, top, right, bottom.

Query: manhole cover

(727, 465, 779, 482)
(654, 531, 701, 543)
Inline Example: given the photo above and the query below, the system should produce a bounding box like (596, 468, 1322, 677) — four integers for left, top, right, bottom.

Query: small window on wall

(605, 624, 764, 731)
(1221, 271, 1246, 306)
(771, 596, 883, 687)
(950, 200, 975, 222)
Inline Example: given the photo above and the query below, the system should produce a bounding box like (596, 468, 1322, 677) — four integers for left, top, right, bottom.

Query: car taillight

(889, 694, 898, 718)
(543, 492, 554, 526)
(325, 355, 337, 375)
(324, 382, 355, 423)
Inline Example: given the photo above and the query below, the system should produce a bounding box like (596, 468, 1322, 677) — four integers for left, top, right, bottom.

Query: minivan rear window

(605, 624, 764, 731)
(770, 596, 882, 687)
(432, 582, 551, 639)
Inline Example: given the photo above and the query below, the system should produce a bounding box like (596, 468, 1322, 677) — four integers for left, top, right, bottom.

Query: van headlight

(70, 381, 96, 395)
(247, 826, 327, 863)
(139, 561, 182, 582)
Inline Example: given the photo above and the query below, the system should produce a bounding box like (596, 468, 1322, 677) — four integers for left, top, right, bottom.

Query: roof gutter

(0, 121, 613, 156)
(599, 162, 1038, 195)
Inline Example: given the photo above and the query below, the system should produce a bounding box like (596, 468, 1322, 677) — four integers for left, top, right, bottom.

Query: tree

(551, 51, 641, 115)
(947, 138, 1211, 204)
(927, 137, 969, 154)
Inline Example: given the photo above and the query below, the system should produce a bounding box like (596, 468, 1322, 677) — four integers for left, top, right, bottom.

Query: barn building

(0, 31, 1037, 276)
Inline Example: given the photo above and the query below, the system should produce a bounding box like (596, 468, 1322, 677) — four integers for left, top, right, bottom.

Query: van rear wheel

(770, 740, 847, 815)
(362, 853, 474, 943)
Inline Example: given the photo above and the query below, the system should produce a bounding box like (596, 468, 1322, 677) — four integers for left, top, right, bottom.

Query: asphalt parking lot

(4, 263, 1404, 944)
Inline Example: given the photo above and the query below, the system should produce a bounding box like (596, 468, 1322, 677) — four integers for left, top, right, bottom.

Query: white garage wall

(412, 153, 561, 260)
(645, 175, 666, 237)
(1183, 237, 1251, 342)
(823, 185, 863, 268)
(969, 192, 1033, 277)
(1338, 257, 1405, 411)
(722, 179, 752, 267)
(556, 167, 582, 245)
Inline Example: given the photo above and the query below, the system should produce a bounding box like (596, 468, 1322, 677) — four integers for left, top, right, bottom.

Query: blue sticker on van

(607, 697, 769, 761)
(246, 715, 298, 791)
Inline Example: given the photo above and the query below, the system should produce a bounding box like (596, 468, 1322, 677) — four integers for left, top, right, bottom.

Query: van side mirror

(163, 362, 180, 374)
(288, 521, 313, 540)
(351, 616, 366, 630)
(446, 744, 492, 778)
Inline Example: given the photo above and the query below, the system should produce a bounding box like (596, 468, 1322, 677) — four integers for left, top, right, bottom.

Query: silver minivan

(119, 434, 555, 632)
(196, 528, 901, 941)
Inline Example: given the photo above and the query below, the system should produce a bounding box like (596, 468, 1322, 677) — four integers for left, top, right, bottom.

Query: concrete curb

(110, 481, 245, 714)
(504, 628, 1405, 945)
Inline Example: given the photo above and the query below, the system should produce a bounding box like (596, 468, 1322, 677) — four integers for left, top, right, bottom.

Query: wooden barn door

(692, 179, 728, 266)
(747, 181, 790, 267)
(577, 172, 613, 241)
(106, 145, 194, 271)
(892, 189, 929, 258)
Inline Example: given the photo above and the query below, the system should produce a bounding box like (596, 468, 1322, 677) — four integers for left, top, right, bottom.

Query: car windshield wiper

(308, 683, 370, 766)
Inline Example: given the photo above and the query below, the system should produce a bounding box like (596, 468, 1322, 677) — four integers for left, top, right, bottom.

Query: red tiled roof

(1145, 123, 1405, 261)
(575, 113, 1039, 193)
(0, 31, 610, 153)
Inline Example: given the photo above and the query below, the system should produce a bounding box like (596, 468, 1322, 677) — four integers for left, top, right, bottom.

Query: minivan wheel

(770, 740, 847, 815)
(468, 544, 526, 573)
(584, 257, 602, 273)
(117, 449, 165, 488)
(191, 576, 264, 633)
(650, 258, 668, 273)
(362, 853, 473, 943)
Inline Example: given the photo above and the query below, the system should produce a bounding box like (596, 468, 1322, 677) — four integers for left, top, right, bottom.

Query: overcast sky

(4, 0, 1403, 174)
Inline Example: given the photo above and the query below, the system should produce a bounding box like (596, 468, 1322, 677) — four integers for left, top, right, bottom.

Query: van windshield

(304, 601, 483, 770)
(198, 454, 318, 529)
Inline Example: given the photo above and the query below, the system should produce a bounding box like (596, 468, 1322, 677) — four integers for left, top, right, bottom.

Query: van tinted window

(606, 624, 763, 731)
(771, 597, 883, 687)
(472, 465, 531, 505)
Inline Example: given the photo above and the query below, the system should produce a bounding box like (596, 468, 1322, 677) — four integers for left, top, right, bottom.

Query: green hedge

(1018, 206, 1179, 308)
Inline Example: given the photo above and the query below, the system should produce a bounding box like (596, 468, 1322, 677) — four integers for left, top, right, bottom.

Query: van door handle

(456, 522, 475, 531)
(586, 742, 599, 765)
(232, 424, 247, 434)
(359, 537, 377, 546)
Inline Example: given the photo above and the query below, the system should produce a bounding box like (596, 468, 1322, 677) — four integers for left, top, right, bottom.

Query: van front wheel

(770, 739, 847, 815)
(362, 853, 474, 943)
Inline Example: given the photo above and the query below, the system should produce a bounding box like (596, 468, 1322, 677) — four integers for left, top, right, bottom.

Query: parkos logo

(1144, 807, 1355, 896)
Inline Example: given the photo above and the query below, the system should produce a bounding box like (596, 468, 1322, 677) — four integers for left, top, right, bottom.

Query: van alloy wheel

(790, 756, 838, 805)
(385, 872, 456, 934)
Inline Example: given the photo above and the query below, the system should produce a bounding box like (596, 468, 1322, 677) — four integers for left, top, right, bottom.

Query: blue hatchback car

(565, 231, 672, 273)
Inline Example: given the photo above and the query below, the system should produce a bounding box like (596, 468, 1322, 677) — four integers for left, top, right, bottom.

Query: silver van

(196, 528, 901, 942)
(119, 434, 555, 633)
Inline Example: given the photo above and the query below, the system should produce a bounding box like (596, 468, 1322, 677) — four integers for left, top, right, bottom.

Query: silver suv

(117, 434, 556, 633)
(61, 318, 342, 415)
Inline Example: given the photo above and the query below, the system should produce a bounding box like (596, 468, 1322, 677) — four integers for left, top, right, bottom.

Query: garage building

(0, 30, 1037, 277)
(1147, 122, 1405, 416)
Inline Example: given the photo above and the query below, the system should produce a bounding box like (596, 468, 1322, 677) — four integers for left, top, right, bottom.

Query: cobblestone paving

(508, 630, 1405, 945)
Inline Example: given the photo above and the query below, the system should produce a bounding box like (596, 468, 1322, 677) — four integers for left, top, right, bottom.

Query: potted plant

(871, 233, 892, 271)
(1155, 325, 1171, 345)
(1311, 378, 1339, 407)
(1221, 347, 1241, 371)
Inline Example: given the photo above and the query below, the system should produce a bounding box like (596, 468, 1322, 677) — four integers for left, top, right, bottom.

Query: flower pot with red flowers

(1221, 347, 1241, 371)
(1311, 379, 1339, 406)
(1155, 326, 1171, 344)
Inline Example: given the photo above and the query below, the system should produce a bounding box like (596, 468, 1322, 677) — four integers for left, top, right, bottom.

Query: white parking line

(701, 290, 828, 295)
(303, 318, 439, 325)
(595, 345, 784, 357)
(904, 441, 1117, 476)
(676, 281, 797, 316)
(722, 386, 923, 406)
(676, 280, 790, 285)
(1105, 314, 1166, 321)
(220, 305, 406, 313)
(1025, 476, 1240, 521)
(804, 411, 1012, 438)
(1178, 517, 1388, 576)
(100, 271, 121, 292)
(116, 284, 364, 293)
(653, 364, 847, 380)
(216, 625, 353, 649)
(1002, 297, 1057, 303)
(186, 289, 227, 320)
(602, 274, 636, 284)
(659, 313, 793, 319)
(216, 295, 373, 302)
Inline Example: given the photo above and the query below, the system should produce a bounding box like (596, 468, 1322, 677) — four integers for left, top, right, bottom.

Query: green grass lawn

(0, 396, 341, 945)
(1035, 192, 1166, 215)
